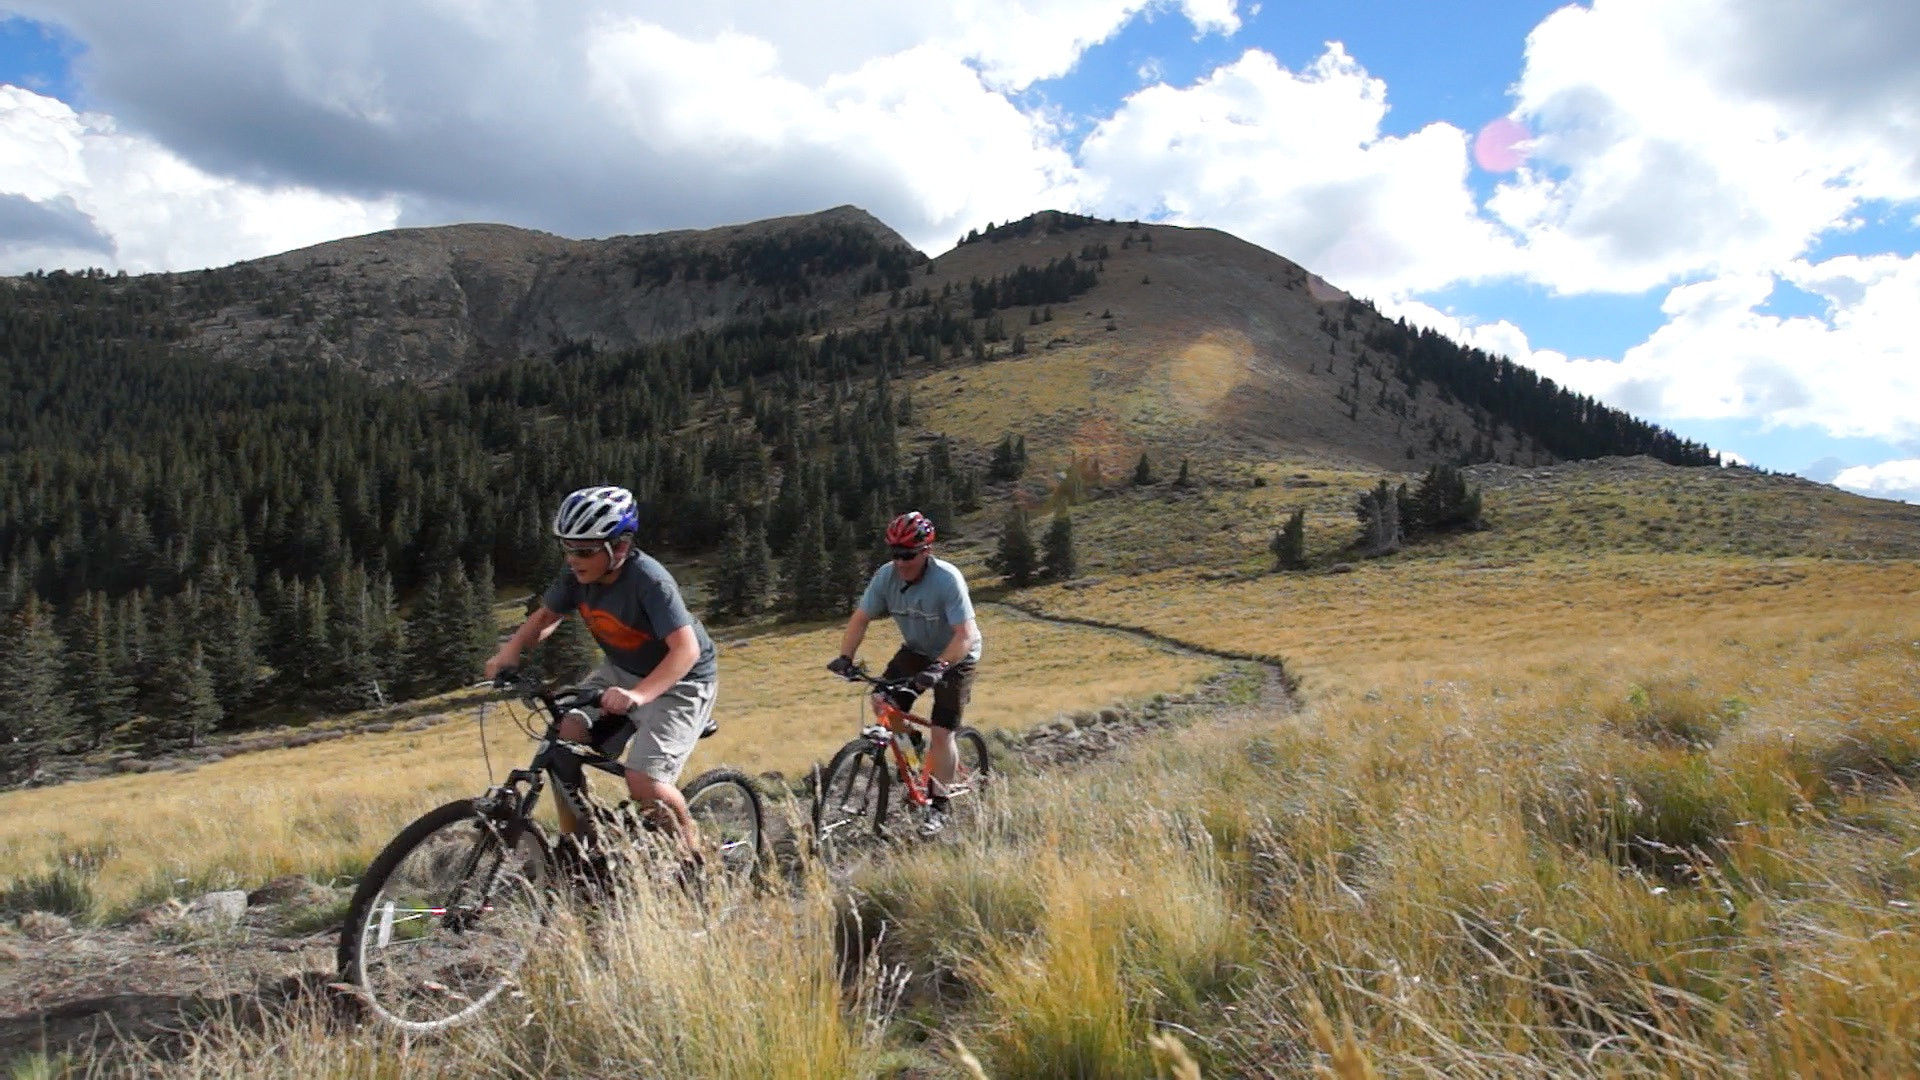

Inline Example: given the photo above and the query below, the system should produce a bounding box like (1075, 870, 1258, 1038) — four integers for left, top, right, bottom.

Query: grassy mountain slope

(142, 205, 920, 379)
(14, 205, 1624, 471)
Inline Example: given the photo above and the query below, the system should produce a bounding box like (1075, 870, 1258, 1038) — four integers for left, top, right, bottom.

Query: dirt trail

(0, 605, 1294, 1064)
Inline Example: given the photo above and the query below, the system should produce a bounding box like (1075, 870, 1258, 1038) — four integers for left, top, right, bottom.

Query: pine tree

(1406, 463, 1483, 536)
(369, 570, 406, 703)
(783, 510, 831, 620)
(199, 558, 264, 722)
(1132, 452, 1153, 486)
(990, 434, 1026, 481)
(292, 578, 333, 695)
(1175, 459, 1191, 488)
(465, 558, 500, 677)
(1042, 509, 1076, 581)
(402, 571, 454, 697)
(70, 596, 135, 750)
(709, 515, 775, 621)
(1354, 479, 1402, 556)
(827, 527, 864, 616)
(524, 613, 598, 685)
(151, 645, 221, 750)
(991, 505, 1037, 588)
(1272, 509, 1307, 570)
(919, 473, 956, 544)
(0, 598, 74, 777)
(325, 567, 385, 710)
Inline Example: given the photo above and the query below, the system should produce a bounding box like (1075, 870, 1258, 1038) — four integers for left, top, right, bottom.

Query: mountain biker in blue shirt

(829, 511, 981, 835)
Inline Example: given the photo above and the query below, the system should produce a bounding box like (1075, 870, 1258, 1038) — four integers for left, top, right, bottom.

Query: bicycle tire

(951, 726, 993, 801)
(681, 768, 767, 881)
(337, 799, 552, 1032)
(813, 737, 890, 859)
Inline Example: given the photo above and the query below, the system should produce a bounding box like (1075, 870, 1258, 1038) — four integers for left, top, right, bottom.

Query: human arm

(599, 624, 701, 712)
(908, 618, 978, 690)
(835, 609, 873, 667)
(935, 618, 979, 667)
(485, 606, 563, 677)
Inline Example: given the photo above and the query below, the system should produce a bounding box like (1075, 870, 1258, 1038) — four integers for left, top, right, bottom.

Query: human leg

(925, 660, 976, 795)
(622, 679, 718, 856)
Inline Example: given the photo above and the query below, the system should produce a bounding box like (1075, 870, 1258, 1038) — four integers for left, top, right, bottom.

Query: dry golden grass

(1014, 552, 1920, 698)
(94, 885, 887, 1079)
(10, 446, 1920, 1077)
(17, 553, 1916, 1078)
(0, 607, 1217, 917)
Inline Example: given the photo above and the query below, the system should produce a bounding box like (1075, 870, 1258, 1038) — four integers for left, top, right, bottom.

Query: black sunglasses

(890, 547, 926, 561)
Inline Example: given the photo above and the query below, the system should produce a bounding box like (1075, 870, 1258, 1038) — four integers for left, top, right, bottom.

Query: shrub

(2, 858, 98, 919)
(1603, 677, 1745, 749)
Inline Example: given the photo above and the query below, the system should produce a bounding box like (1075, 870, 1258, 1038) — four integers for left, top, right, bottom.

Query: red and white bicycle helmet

(885, 511, 936, 549)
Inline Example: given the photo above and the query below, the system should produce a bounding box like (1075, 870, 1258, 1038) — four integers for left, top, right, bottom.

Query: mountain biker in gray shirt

(829, 511, 981, 835)
(486, 486, 717, 859)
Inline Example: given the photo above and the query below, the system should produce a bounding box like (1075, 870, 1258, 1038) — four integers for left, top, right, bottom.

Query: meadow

(0, 609, 1218, 920)
(5, 467, 1920, 1077)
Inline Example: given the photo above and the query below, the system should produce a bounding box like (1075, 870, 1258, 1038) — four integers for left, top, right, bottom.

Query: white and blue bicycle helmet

(552, 486, 638, 541)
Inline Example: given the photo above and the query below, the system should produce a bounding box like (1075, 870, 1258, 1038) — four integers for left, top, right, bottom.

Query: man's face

(890, 545, 929, 580)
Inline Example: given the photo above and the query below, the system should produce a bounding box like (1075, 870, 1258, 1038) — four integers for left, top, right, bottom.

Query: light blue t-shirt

(859, 556, 981, 663)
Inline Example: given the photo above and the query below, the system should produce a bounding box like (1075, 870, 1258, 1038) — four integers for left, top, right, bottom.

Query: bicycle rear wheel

(814, 737, 889, 860)
(337, 799, 551, 1032)
(681, 769, 766, 881)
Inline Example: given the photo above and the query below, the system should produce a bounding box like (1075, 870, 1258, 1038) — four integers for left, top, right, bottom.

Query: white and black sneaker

(919, 797, 951, 837)
(918, 809, 949, 837)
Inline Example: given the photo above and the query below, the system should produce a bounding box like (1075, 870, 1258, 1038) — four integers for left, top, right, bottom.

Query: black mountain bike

(336, 669, 765, 1032)
(813, 662, 992, 858)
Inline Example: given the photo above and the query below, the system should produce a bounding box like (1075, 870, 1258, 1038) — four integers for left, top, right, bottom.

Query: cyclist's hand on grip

(484, 647, 519, 680)
(909, 661, 949, 694)
(827, 655, 856, 678)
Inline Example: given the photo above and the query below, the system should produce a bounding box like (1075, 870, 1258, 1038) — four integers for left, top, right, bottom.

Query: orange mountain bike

(813, 662, 992, 857)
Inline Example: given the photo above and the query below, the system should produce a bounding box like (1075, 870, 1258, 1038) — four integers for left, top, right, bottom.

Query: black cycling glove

(909, 661, 949, 694)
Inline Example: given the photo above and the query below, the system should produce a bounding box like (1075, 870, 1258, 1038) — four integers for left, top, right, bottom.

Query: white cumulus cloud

(1395, 253, 1920, 447)
(1833, 459, 1920, 504)
(1491, 0, 1920, 294)
(0, 86, 398, 274)
(1078, 45, 1520, 299)
(1, 0, 1241, 263)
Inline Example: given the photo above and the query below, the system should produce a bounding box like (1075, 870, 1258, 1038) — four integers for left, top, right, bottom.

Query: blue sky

(3, 1, 1917, 499)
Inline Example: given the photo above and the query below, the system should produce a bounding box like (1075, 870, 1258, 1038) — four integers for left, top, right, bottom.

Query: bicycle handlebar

(832, 661, 913, 695)
(484, 669, 596, 718)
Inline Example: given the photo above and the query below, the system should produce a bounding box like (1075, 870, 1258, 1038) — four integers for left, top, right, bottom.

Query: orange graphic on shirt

(578, 603, 653, 653)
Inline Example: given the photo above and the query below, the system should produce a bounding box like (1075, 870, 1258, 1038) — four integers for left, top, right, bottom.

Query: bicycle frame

(848, 672, 980, 809)
(474, 675, 642, 841)
(866, 696, 944, 809)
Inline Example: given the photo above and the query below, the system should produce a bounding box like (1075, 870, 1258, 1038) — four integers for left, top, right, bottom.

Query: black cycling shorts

(879, 646, 977, 731)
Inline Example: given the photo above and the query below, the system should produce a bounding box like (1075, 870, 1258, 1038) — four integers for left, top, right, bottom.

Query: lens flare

(1473, 116, 1530, 172)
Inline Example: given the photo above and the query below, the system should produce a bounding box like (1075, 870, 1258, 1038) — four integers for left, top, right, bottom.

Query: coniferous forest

(0, 259, 1000, 773)
(0, 214, 1722, 777)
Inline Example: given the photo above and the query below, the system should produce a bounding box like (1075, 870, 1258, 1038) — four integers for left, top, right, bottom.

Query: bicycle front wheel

(951, 727, 992, 802)
(337, 799, 552, 1032)
(814, 737, 889, 860)
(681, 769, 766, 881)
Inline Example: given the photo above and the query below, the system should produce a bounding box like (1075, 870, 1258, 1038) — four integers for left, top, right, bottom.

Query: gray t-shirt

(859, 556, 981, 663)
(543, 553, 717, 683)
